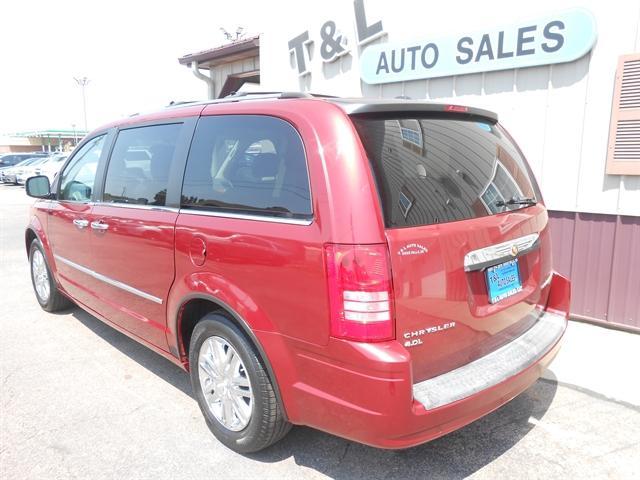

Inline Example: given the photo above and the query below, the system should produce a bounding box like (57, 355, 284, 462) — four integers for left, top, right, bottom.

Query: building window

(398, 119, 423, 153)
(480, 161, 523, 214)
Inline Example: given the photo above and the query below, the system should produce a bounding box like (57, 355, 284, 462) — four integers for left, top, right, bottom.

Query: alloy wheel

(197, 336, 253, 431)
(31, 249, 50, 303)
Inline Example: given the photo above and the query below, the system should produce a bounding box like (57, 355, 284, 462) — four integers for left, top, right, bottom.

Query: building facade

(0, 129, 87, 153)
(181, 0, 640, 330)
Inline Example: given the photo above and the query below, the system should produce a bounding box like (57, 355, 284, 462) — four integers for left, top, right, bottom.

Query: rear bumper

(413, 311, 565, 410)
(275, 274, 569, 449)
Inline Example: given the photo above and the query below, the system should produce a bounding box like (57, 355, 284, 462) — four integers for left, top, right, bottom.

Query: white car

(2, 157, 44, 184)
(36, 154, 68, 185)
(15, 157, 51, 185)
(0, 153, 48, 182)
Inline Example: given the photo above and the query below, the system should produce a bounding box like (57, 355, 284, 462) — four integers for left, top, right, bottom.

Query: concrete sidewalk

(1, 185, 639, 480)
(545, 319, 640, 407)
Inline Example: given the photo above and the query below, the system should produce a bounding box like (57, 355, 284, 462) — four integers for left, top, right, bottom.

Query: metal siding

(548, 210, 639, 329)
(570, 213, 616, 321)
(608, 215, 640, 328)
(547, 211, 575, 279)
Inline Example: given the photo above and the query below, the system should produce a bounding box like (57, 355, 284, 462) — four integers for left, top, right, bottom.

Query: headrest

(149, 144, 174, 180)
(251, 153, 279, 180)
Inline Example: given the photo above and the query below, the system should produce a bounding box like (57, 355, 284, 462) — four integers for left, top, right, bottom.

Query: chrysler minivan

(25, 93, 570, 453)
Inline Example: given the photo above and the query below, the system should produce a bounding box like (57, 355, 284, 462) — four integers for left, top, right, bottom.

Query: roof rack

(223, 91, 339, 100)
(166, 100, 199, 107)
(165, 91, 337, 110)
(224, 91, 310, 99)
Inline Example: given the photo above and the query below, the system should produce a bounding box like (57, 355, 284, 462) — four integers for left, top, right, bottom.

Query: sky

(0, 0, 280, 134)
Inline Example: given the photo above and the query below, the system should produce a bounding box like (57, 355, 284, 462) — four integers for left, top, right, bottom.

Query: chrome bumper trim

(412, 311, 566, 410)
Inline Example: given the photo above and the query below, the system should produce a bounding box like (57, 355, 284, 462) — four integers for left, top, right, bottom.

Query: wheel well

(25, 229, 37, 257)
(177, 297, 287, 421)
(179, 298, 224, 359)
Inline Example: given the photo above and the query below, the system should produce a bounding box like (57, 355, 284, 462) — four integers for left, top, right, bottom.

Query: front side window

(102, 123, 182, 206)
(181, 115, 312, 220)
(58, 135, 105, 202)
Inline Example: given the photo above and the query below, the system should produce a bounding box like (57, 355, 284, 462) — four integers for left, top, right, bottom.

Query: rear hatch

(351, 111, 552, 383)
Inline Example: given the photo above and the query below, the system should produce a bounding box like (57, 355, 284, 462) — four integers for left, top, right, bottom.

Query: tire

(189, 313, 291, 453)
(29, 239, 73, 312)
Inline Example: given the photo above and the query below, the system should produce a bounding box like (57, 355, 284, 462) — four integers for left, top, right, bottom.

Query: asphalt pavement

(1, 184, 639, 479)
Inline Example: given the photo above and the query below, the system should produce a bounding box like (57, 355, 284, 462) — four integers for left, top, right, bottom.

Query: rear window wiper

(495, 197, 537, 207)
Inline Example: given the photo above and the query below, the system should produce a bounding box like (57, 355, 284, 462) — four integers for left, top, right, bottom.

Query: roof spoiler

(334, 100, 498, 123)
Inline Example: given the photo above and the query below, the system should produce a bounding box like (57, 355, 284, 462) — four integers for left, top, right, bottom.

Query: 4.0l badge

(402, 321, 456, 347)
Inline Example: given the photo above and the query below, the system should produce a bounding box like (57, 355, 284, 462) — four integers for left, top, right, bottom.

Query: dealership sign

(289, 0, 384, 76)
(288, 4, 597, 85)
(361, 8, 597, 84)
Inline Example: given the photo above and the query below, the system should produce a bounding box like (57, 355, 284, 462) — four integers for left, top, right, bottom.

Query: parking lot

(1, 184, 639, 480)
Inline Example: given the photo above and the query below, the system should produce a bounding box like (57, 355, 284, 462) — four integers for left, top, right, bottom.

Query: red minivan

(25, 93, 570, 453)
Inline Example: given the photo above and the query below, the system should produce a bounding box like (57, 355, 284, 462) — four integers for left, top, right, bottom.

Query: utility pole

(73, 76, 90, 131)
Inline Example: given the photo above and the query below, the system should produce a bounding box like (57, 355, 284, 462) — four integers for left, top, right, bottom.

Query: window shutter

(606, 54, 640, 175)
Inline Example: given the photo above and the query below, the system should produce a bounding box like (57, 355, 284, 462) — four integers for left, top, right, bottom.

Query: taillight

(324, 243, 395, 342)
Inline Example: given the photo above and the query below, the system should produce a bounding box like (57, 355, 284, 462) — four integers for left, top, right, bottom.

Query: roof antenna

(220, 27, 246, 42)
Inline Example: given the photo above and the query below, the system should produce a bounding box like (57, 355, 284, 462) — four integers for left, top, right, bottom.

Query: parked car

(14, 157, 53, 185)
(0, 152, 48, 183)
(2, 156, 48, 184)
(24, 93, 571, 453)
(17, 154, 67, 185)
(0, 151, 47, 167)
(39, 153, 68, 184)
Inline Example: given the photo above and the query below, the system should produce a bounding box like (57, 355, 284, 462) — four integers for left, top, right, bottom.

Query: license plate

(486, 259, 522, 304)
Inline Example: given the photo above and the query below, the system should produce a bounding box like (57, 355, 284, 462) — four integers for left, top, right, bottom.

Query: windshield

(29, 157, 49, 166)
(15, 158, 39, 167)
(352, 116, 540, 228)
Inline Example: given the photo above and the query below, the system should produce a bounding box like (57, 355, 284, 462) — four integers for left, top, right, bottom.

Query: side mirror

(25, 175, 52, 199)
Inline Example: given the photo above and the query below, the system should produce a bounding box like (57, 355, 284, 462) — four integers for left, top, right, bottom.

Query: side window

(1, 156, 19, 166)
(102, 123, 181, 206)
(58, 135, 105, 202)
(181, 115, 312, 220)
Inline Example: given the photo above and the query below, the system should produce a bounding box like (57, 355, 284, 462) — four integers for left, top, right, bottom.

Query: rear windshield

(352, 116, 540, 228)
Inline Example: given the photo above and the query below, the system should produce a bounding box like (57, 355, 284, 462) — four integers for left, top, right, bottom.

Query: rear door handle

(90, 220, 109, 231)
(72, 219, 89, 229)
